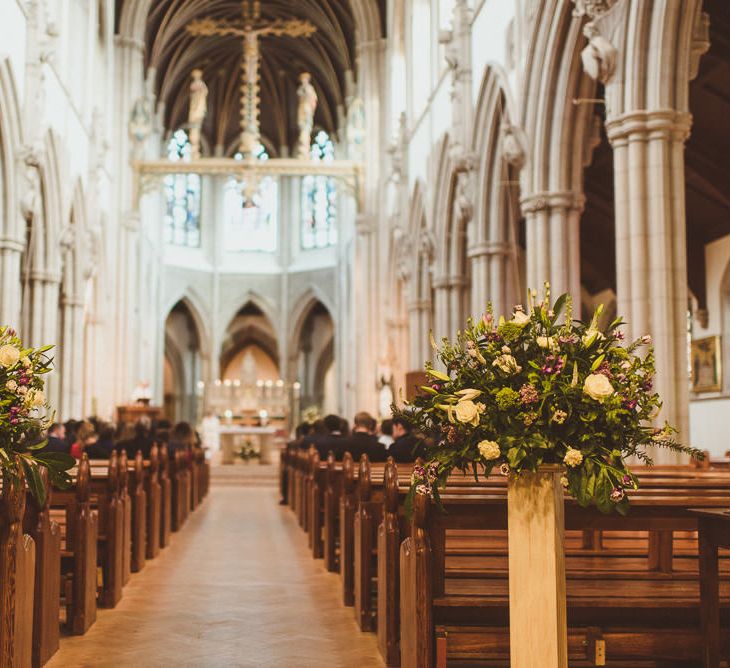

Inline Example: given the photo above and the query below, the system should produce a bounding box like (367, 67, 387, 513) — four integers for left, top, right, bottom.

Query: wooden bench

(51, 455, 98, 635)
(23, 468, 60, 668)
(0, 468, 36, 668)
(399, 488, 730, 667)
(159, 444, 172, 548)
(88, 453, 124, 609)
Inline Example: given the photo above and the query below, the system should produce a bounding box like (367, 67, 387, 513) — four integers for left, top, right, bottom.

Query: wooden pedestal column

(507, 465, 567, 668)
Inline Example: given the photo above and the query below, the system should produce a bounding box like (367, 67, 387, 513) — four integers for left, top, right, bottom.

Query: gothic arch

(288, 287, 336, 361)
(162, 290, 211, 363)
(470, 64, 523, 317)
(520, 0, 597, 299)
(0, 57, 23, 241)
(219, 291, 278, 340)
(220, 298, 279, 378)
(0, 57, 24, 326)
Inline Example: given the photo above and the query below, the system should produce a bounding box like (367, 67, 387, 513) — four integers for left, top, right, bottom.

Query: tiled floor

(47, 484, 385, 668)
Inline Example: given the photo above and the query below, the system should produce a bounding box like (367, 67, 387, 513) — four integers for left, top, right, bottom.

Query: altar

(219, 424, 278, 465)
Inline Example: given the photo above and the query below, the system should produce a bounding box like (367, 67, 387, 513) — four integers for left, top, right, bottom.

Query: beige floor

(47, 483, 385, 668)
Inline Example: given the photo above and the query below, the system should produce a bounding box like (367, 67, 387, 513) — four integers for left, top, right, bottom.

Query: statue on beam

(188, 68, 208, 159)
(297, 72, 318, 159)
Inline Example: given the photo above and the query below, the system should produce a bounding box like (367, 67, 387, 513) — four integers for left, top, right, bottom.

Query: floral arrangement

(403, 287, 702, 514)
(0, 326, 75, 502)
(236, 440, 261, 463)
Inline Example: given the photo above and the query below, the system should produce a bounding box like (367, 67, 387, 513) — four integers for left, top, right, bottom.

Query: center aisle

(47, 481, 385, 668)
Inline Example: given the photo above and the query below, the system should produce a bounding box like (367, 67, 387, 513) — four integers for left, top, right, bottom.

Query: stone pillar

(0, 238, 23, 327)
(469, 241, 515, 318)
(447, 276, 468, 333)
(407, 301, 431, 370)
(521, 192, 583, 306)
(58, 297, 84, 419)
(354, 213, 378, 414)
(606, 110, 692, 445)
(431, 277, 451, 343)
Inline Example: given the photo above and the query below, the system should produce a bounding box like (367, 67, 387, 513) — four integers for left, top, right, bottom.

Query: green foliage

(0, 326, 75, 504)
(400, 287, 703, 514)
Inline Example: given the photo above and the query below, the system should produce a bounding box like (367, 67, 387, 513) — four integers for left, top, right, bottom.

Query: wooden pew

(340, 453, 357, 607)
(159, 444, 172, 548)
(88, 453, 124, 609)
(323, 453, 342, 572)
(354, 455, 382, 632)
(118, 450, 132, 585)
(23, 468, 60, 668)
(308, 451, 324, 558)
(171, 450, 186, 532)
(145, 445, 161, 560)
(129, 451, 146, 573)
(53, 455, 98, 635)
(0, 468, 36, 668)
(399, 488, 730, 668)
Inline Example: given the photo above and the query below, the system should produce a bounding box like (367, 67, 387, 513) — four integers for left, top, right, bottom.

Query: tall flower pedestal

(507, 465, 568, 667)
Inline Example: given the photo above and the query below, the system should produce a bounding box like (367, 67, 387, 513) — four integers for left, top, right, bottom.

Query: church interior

(1, 0, 730, 666)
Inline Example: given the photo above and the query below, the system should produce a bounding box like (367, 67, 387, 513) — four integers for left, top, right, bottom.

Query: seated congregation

(282, 436, 730, 667)
(0, 416, 210, 667)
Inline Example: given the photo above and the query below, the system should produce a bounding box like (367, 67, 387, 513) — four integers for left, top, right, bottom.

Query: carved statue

(19, 158, 41, 224)
(500, 123, 526, 169)
(581, 24, 617, 83)
(296, 72, 318, 159)
(129, 97, 152, 159)
(188, 69, 208, 159)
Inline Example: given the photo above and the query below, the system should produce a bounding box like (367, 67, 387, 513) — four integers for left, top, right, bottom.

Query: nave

(47, 482, 384, 668)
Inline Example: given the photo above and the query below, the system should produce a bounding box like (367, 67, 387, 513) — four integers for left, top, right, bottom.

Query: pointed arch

(162, 288, 212, 362)
(470, 64, 523, 317)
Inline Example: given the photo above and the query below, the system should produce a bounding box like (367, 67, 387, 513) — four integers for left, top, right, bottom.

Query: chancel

(0, 0, 729, 666)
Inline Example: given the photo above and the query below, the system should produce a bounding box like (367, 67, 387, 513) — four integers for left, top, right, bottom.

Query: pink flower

(519, 384, 539, 405)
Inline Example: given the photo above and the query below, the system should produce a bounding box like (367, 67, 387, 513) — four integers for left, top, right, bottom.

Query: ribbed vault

(142, 0, 359, 155)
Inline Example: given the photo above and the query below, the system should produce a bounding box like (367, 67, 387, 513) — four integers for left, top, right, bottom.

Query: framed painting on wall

(691, 335, 722, 393)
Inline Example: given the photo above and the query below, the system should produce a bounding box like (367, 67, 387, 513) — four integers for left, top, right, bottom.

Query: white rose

(454, 399, 481, 427)
(0, 345, 20, 368)
(583, 373, 614, 402)
(537, 336, 557, 351)
(478, 440, 501, 460)
(564, 447, 583, 467)
(5, 380, 17, 392)
(29, 390, 45, 408)
(511, 310, 530, 327)
(17, 386, 28, 396)
(492, 354, 521, 375)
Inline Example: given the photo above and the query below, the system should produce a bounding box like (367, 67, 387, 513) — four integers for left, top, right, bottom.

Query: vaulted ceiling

(139, 0, 362, 156)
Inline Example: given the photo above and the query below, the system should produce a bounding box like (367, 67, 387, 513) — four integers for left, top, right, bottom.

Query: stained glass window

(164, 129, 201, 247)
(301, 131, 337, 249)
(224, 145, 278, 252)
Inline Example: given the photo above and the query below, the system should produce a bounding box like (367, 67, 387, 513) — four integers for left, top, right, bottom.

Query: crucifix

(187, 0, 316, 158)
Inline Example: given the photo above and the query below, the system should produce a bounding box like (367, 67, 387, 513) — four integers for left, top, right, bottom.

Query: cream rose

(478, 440, 501, 460)
(511, 310, 530, 327)
(564, 447, 583, 467)
(28, 390, 45, 408)
(583, 373, 614, 402)
(5, 380, 17, 392)
(0, 345, 20, 368)
(537, 336, 557, 351)
(454, 399, 481, 426)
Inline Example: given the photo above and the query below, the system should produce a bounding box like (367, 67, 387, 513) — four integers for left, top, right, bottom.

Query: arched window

(301, 131, 337, 250)
(223, 144, 278, 252)
(164, 129, 201, 247)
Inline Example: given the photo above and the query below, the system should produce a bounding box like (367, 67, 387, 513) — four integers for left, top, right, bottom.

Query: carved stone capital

(500, 123, 527, 169)
(572, 0, 617, 19)
(520, 191, 586, 215)
(605, 110, 693, 145)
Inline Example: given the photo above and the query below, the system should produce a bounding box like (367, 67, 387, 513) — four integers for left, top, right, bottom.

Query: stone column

(606, 110, 692, 444)
(521, 192, 583, 305)
(431, 277, 451, 343)
(469, 241, 515, 318)
(58, 297, 84, 419)
(0, 238, 23, 327)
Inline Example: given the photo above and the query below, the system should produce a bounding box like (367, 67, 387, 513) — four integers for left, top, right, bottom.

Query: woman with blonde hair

(70, 420, 97, 459)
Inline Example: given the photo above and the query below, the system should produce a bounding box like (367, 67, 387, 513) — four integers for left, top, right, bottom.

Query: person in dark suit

(45, 423, 70, 453)
(388, 415, 425, 463)
(344, 412, 387, 462)
(308, 414, 348, 460)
